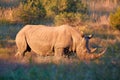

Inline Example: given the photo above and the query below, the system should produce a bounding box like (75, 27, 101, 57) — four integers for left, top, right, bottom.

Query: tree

(41, 0, 88, 18)
(14, 0, 46, 24)
(54, 0, 88, 26)
(110, 7, 120, 30)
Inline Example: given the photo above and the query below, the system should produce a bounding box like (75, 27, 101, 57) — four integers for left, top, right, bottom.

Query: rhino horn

(89, 48, 107, 60)
(79, 48, 107, 60)
(90, 48, 97, 53)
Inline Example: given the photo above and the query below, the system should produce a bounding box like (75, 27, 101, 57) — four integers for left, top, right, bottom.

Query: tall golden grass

(0, 8, 13, 21)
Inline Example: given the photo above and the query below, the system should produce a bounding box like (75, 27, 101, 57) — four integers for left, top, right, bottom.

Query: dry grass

(0, 8, 16, 24)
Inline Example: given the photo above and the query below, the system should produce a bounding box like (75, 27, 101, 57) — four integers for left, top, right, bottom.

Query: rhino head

(76, 34, 106, 61)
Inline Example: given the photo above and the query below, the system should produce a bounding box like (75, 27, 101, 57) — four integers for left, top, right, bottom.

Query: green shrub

(40, 0, 68, 19)
(53, 0, 88, 26)
(54, 12, 88, 26)
(109, 7, 120, 30)
(41, 0, 88, 20)
(66, 0, 87, 14)
(11, 0, 88, 24)
(14, 0, 46, 24)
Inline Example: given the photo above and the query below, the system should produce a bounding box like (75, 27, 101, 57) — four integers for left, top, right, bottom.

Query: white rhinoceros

(15, 25, 106, 60)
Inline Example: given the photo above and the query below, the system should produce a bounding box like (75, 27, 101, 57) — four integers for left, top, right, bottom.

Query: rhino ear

(88, 34, 93, 39)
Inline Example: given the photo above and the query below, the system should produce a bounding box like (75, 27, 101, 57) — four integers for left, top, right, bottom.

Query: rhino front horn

(79, 48, 107, 60)
(90, 48, 107, 60)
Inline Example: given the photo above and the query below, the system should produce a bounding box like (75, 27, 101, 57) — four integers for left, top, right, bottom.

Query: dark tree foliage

(15, 0, 46, 24)
(14, 0, 88, 24)
(110, 7, 120, 30)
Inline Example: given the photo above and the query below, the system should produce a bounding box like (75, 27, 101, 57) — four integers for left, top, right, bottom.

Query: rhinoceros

(15, 25, 106, 60)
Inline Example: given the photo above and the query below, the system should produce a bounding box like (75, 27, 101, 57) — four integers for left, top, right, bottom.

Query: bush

(66, 0, 87, 14)
(12, 0, 88, 24)
(41, 0, 68, 19)
(41, 0, 88, 20)
(54, 12, 88, 26)
(109, 7, 120, 30)
(14, 0, 46, 24)
(53, 0, 88, 26)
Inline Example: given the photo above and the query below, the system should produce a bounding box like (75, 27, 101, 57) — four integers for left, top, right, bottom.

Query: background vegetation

(0, 0, 88, 25)
(110, 7, 120, 30)
(0, 0, 120, 80)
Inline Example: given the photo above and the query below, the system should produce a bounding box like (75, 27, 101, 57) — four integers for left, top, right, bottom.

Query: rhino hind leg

(22, 44, 31, 56)
(15, 32, 31, 57)
(16, 43, 31, 57)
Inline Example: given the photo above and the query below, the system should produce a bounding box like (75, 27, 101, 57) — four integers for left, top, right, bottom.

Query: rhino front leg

(54, 48, 64, 60)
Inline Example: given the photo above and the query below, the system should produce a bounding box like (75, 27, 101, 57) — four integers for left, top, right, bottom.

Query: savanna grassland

(0, 0, 120, 80)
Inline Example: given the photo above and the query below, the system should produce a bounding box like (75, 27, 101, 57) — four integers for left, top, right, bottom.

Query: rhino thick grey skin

(15, 25, 106, 60)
